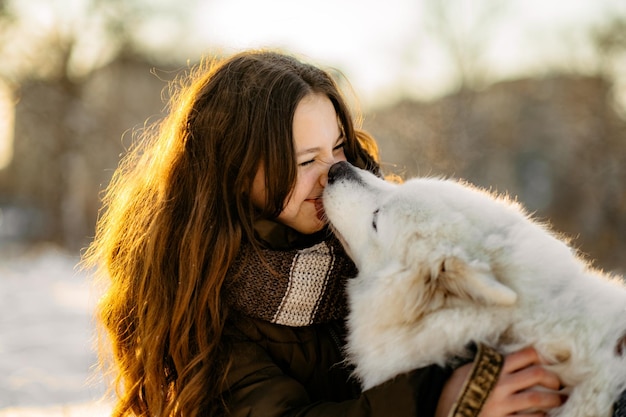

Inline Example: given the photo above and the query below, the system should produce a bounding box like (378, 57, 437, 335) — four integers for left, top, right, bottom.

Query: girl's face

(251, 93, 347, 234)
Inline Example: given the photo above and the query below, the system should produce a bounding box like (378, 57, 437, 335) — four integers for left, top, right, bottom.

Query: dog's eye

(372, 208, 379, 231)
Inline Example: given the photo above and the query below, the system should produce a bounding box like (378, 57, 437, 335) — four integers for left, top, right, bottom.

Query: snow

(0, 244, 112, 416)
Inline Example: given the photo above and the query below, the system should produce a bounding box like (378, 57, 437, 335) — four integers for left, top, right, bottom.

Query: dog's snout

(328, 161, 354, 184)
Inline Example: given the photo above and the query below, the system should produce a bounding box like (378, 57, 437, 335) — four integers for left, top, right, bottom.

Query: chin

(283, 209, 326, 235)
(294, 221, 326, 235)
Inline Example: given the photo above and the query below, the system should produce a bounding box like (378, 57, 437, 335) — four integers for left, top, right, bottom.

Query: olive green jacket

(221, 314, 452, 416)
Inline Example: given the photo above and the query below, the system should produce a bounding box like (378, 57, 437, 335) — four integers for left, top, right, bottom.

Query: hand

(436, 347, 565, 417)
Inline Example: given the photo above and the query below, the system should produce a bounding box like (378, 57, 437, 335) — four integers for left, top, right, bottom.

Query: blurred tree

(593, 16, 626, 74)
(591, 15, 626, 116)
(410, 0, 511, 177)
(374, 0, 626, 272)
(369, 5, 626, 272)
(0, 0, 198, 248)
(422, 0, 508, 92)
(0, 0, 12, 18)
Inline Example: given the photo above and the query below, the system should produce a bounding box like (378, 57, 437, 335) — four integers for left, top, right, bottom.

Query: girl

(84, 50, 563, 417)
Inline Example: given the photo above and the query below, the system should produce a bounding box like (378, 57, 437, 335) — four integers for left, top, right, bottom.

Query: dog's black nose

(328, 161, 353, 184)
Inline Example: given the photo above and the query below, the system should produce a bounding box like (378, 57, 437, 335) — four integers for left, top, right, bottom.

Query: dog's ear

(436, 256, 517, 306)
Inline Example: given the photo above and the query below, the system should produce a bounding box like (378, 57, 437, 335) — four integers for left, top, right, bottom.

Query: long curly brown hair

(82, 50, 379, 416)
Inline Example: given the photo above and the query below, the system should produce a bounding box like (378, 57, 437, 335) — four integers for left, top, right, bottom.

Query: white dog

(322, 161, 626, 417)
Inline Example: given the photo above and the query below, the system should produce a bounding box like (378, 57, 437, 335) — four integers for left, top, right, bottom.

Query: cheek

(282, 173, 315, 211)
(295, 169, 318, 195)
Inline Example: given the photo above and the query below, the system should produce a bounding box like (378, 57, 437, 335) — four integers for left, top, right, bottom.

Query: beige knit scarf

(223, 234, 357, 327)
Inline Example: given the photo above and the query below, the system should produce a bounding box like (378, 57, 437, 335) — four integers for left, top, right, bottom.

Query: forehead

(292, 93, 340, 151)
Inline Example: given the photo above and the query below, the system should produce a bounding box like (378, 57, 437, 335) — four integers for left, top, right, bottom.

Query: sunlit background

(0, 0, 625, 414)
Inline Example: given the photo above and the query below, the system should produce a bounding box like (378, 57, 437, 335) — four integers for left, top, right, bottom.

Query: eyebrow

(295, 133, 345, 157)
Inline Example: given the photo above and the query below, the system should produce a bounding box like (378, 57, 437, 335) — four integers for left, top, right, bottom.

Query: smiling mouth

(306, 197, 325, 221)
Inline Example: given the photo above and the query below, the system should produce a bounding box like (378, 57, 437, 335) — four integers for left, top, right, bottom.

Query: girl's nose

(319, 171, 329, 188)
(318, 161, 335, 188)
(320, 152, 347, 187)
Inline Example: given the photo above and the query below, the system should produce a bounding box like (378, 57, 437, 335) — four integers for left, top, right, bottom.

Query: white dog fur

(322, 161, 626, 417)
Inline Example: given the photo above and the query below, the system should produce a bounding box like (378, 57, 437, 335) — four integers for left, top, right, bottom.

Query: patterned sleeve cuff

(447, 344, 504, 417)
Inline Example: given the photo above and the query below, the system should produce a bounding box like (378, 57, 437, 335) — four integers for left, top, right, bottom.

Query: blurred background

(0, 0, 624, 414)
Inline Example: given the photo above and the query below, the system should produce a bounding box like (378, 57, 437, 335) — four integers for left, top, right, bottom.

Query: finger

(508, 389, 565, 414)
(515, 366, 561, 391)
(506, 365, 562, 393)
(501, 347, 541, 373)
(503, 347, 541, 371)
(491, 388, 564, 416)
(481, 368, 562, 416)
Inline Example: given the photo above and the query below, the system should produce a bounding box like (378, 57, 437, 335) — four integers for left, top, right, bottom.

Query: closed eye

(298, 141, 345, 167)
(372, 208, 379, 231)
(299, 159, 315, 167)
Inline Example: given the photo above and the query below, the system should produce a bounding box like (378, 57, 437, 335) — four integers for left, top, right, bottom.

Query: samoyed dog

(322, 161, 626, 417)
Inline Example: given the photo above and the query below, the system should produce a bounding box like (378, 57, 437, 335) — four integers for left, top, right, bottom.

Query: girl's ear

(435, 256, 517, 306)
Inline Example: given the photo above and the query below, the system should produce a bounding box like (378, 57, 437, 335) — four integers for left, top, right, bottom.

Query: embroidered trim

(448, 344, 504, 417)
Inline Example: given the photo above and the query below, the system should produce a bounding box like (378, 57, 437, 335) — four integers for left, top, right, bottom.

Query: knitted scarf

(223, 232, 357, 327)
